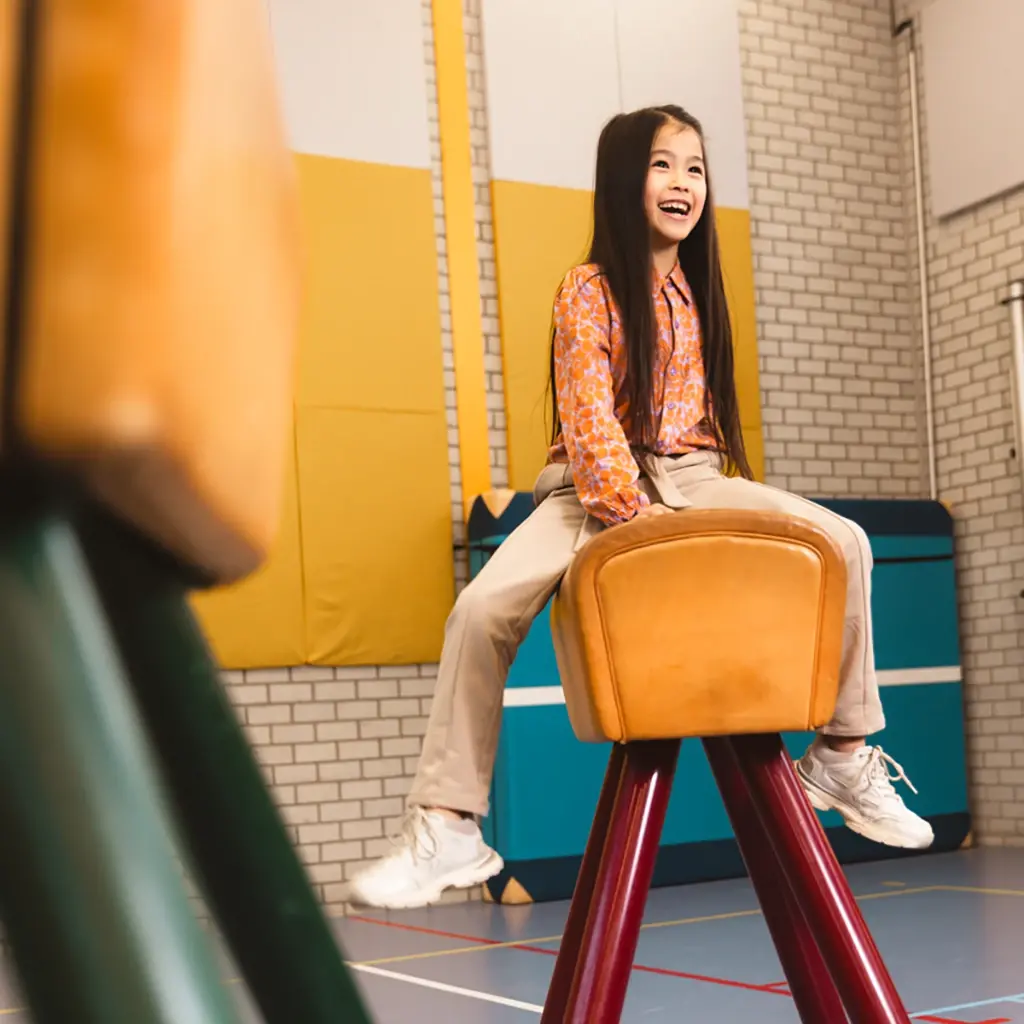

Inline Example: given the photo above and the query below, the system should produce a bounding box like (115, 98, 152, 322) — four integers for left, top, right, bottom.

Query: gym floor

(2, 847, 1023, 1022)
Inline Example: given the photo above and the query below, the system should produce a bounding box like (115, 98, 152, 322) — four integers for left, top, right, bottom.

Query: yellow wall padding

(295, 155, 446, 413)
(191, 420, 306, 668)
(493, 179, 765, 490)
(194, 153, 454, 668)
(431, 0, 492, 517)
(742, 427, 765, 483)
(716, 207, 764, 480)
(297, 406, 454, 665)
(491, 180, 594, 491)
(294, 153, 454, 665)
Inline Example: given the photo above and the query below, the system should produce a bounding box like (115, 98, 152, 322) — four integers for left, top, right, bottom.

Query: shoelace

(386, 806, 439, 863)
(860, 746, 918, 796)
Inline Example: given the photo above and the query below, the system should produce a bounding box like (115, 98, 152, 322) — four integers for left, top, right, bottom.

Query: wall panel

(491, 180, 594, 489)
(294, 151, 452, 664)
(615, 0, 750, 209)
(297, 406, 453, 665)
(266, 0, 431, 167)
(480, 0, 619, 191)
(197, 2, 451, 667)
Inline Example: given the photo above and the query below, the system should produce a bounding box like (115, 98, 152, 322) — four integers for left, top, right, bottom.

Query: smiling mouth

(659, 200, 691, 218)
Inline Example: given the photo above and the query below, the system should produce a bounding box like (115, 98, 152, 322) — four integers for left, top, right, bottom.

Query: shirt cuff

(582, 487, 651, 526)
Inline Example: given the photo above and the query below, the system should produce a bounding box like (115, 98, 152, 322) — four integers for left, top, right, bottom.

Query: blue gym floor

(2, 847, 1023, 1022)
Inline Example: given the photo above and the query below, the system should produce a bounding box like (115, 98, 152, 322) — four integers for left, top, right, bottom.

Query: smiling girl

(346, 104, 933, 911)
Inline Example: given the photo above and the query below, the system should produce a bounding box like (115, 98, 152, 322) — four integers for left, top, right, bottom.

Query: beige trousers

(409, 451, 883, 816)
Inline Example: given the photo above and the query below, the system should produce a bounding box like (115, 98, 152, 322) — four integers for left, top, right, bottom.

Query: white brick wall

(423, 0, 469, 596)
(427, 0, 506, 592)
(895, 0, 1024, 844)
(226, 665, 436, 913)
(217, 0, 1024, 903)
(738, 0, 923, 498)
(465, 0, 509, 492)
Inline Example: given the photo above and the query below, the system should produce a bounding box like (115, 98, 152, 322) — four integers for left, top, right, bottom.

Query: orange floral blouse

(549, 262, 713, 524)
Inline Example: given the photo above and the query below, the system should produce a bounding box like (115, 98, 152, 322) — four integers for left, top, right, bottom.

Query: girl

(347, 104, 932, 911)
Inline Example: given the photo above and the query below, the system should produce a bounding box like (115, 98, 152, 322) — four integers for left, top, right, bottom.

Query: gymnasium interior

(2, 0, 1024, 1021)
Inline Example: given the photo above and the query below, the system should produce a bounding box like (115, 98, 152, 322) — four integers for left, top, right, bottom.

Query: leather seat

(552, 508, 846, 744)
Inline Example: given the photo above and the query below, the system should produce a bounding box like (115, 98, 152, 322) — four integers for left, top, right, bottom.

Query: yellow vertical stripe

(431, 0, 491, 516)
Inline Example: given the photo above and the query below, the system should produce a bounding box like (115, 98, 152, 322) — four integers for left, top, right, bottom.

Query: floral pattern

(550, 262, 711, 524)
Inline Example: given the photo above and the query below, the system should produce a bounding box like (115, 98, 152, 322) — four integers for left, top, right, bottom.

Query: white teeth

(659, 202, 690, 216)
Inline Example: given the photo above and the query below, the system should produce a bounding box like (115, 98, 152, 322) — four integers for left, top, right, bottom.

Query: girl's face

(643, 121, 707, 252)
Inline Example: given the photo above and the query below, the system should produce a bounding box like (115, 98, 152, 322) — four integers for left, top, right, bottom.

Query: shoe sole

(348, 850, 505, 911)
(794, 763, 934, 851)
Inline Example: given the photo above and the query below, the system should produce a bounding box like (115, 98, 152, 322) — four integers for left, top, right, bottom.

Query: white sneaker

(345, 807, 504, 910)
(795, 741, 935, 850)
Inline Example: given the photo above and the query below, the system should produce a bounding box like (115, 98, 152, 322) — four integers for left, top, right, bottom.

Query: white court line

(503, 667, 963, 707)
(351, 963, 543, 1014)
(504, 686, 566, 707)
(879, 665, 963, 686)
(911, 991, 1024, 1017)
(355, 963, 1024, 1020)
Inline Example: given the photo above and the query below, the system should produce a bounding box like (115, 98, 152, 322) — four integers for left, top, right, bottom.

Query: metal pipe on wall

(1007, 280, 1024, 498)
(896, 16, 939, 501)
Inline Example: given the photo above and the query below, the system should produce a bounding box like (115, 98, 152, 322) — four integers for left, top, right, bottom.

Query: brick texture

(895, 0, 1024, 845)
(738, 0, 923, 497)
(216, 0, 1024, 907)
(226, 664, 448, 914)
(465, 0, 509, 492)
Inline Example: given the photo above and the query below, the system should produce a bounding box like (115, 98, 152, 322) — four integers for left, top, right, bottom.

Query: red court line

(348, 914, 792, 998)
(916, 1017, 1011, 1024)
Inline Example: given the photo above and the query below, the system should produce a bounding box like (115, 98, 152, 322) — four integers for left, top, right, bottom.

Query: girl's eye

(651, 159, 669, 169)
(689, 165, 704, 176)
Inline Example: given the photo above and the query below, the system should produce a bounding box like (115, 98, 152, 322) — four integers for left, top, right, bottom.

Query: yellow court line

(356, 939, 554, 968)
(352, 908, 767, 967)
(352, 885, 946, 967)
(3, 883, 1016, 1014)
(932, 884, 1024, 897)
(634, 906, 776, 936)
(856, 885, 942, 901)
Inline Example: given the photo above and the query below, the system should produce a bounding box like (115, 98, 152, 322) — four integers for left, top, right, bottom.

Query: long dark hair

(548, 104, 752, 480)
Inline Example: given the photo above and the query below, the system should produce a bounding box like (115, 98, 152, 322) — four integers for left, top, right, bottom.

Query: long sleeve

(552, 271, 650, 524)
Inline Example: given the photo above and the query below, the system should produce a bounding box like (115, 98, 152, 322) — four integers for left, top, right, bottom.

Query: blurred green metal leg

(0, 493, 239, 1024)
(77, 508, 374, 1024)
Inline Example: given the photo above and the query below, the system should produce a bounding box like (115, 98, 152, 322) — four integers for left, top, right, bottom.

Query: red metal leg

(541, 742, 628, 1023)
(732, 733, 911, 1024)
(562, 739, 681, 1024)
(704, 736, 847, 1023)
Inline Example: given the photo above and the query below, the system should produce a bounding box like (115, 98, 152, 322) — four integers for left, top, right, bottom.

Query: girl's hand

(633, 504, 674, 520)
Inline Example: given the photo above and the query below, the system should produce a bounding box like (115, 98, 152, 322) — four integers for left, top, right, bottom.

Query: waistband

(533, 449, 722, 509)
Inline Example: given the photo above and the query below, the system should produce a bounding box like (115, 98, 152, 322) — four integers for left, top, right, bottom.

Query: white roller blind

(920, 0, 1024, 219)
